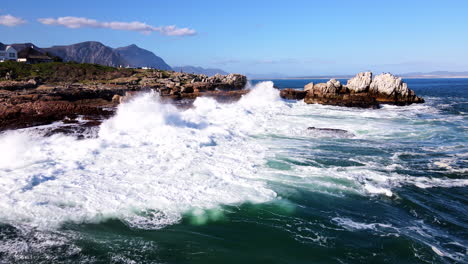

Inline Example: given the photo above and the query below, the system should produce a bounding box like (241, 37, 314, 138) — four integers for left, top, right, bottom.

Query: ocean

(0, 78, 466, 263)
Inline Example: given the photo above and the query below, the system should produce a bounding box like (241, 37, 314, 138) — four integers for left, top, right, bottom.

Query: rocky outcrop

(300, 76, 378, 108)
(0, 89, 115, 130)
(207, 73, 247, 89)
(285, 72, 423, 108)
(0, 66, 249, 130)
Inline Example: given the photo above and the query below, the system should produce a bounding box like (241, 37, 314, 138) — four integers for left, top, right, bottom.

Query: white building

(0, 44, 17, 62)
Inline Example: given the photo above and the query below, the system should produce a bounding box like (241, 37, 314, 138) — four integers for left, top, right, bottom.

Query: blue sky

(1, 0, 467, 75)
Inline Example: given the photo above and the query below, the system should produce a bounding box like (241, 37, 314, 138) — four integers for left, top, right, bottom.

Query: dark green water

(0, 79, 466, 263)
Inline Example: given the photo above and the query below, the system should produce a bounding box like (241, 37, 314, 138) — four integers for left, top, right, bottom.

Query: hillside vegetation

(0, 61, 137, 82)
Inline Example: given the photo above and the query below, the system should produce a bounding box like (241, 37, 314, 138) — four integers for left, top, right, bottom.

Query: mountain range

(10, 41, 171, 70)
(8, 41, 229, 76)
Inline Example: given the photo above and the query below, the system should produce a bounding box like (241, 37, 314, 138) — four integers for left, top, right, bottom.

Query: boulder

(327, 79, 342, 91)
(111, 94, 121, 103)
(280, 72, 423, 108)
(346, 72, 372, 92)
(308, 82, 338, 94)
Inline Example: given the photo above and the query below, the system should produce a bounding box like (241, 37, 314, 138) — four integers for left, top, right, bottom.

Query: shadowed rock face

(280, 89, 307, 100)
(281, 71, 424, 108)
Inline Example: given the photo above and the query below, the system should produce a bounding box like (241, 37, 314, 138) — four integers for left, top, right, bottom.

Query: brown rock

(112, 94, 121, 103)
(0, 80, 38, 91)
(280, 89, 307, 100)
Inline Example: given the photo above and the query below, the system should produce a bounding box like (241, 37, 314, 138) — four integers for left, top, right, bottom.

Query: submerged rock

(307, 126, 355, 137)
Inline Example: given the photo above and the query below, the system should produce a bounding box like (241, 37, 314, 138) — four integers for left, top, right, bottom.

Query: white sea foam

(0, 82, 282, 229)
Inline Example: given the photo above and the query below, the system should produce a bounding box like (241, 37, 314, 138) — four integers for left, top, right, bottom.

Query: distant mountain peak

(114, 44, 171, 70)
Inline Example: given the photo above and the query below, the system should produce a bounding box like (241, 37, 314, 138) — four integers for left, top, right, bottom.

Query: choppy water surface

(0, 79, 466, 263)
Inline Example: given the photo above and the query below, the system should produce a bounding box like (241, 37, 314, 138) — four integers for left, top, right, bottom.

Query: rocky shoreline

(0, 63, 248, 131)
(0, 63, 424, 132)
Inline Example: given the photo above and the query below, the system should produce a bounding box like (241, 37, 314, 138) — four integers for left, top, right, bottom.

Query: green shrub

(0, 61, 135, 82)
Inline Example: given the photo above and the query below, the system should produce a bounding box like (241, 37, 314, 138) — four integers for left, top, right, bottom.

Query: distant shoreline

(250, 76, 468, 80)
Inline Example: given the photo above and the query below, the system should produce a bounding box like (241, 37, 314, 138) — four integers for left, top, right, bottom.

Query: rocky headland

(280, 71, 424, 108)
(0, 62, 247, 131)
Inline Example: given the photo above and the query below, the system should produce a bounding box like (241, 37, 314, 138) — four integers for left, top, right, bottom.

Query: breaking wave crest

(0, 82, 281, 229)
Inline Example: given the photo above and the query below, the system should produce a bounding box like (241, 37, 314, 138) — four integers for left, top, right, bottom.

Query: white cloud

(37, 16, 196, 36)
(0, 14, 27, 27)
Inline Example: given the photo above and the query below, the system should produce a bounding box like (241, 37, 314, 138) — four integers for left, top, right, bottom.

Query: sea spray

(0, 82, 281, 230)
